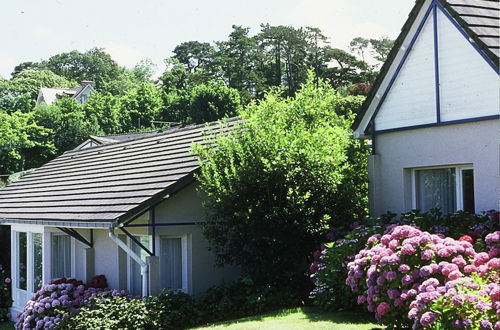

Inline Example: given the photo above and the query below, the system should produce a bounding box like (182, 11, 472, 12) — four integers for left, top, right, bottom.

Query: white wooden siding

(374, 11, 437, 131)
(437, 9, 499, 122)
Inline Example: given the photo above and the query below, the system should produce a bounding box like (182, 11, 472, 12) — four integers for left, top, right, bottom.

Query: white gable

(437, 8, 499, 122)
(355, 0, 499, 137)
(374, 9, 437, 131)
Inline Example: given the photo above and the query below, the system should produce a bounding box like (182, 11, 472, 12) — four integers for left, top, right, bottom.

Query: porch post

(147, 256, 160, 296)
(83, 248, 95, 283)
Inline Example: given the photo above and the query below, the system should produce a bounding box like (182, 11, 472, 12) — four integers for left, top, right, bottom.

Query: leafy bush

(16, 276, 128, 329)
(0, 264, 12, 322)
(346, 226, 500, 329)
(145, 290, 199, 329)
(195, 74, 368, 288)
(60, 296, 150, 330)
(310, 210, 499, 312)
(310, 219, 385, 311)
(198, 278, 300, 323)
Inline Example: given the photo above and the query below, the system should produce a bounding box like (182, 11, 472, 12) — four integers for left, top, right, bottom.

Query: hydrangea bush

(0, 264, 12, 322)
(15, 276, 129, 329)
(346, 226, 500, 329)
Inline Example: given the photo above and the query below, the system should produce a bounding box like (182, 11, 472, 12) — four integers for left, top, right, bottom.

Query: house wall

(369, 119, 499, 217)
(89, 183, 239, 296)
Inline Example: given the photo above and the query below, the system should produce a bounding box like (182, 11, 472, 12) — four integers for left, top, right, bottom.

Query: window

(160, 236, 187, 291)
(51, 234, 72, 279)
(413, 166, 474, 213)
(12, 229, 43, 310)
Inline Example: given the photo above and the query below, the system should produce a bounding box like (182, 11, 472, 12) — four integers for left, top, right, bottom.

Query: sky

(0, 0, 415, 79)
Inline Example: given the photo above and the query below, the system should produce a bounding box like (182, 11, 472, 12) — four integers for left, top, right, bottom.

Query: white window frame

(10, 225, 44, 310)
(411, 165, 474, 212)
(156, 234, 189, 293)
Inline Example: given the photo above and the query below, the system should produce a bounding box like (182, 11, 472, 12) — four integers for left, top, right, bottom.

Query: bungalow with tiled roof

(0, 119, 240, 319)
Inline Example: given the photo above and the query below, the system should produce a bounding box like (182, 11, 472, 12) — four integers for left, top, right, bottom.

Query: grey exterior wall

(89, 183, 239, 296)
(369, 119, 499, 217)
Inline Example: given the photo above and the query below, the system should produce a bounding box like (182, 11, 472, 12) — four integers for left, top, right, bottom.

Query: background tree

(0, 111, 54, 174)
(194, 74, 368, 290)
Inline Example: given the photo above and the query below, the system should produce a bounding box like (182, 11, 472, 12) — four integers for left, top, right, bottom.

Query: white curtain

(416, 168, 456, 213)
(160, 238, 182, 290)
(51, 235, 71, 279)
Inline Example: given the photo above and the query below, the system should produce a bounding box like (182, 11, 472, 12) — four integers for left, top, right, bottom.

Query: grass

(0, 322, 13, 330)
(191, 307, 383, 330)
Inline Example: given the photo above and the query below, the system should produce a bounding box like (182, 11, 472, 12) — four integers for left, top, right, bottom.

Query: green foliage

(0, 264, 11, 322)
(32, 99, 102, 154)
(9, 70, 75, 98)
(198, 278, 300, 323)
(42, 48, 122, 92)
(145, 290, 200, 329)
(60, 296, 151, 330)
(194, 74, 367, 287)
(121, 82, 163, 130)
(0, 111, 54, 174)
(83, 92, 124, 134)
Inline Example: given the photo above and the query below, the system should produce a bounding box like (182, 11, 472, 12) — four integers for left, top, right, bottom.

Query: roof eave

(0, 218, 113, 228)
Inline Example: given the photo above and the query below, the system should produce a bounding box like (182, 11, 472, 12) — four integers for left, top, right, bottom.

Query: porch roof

(0, 118, 240, 228)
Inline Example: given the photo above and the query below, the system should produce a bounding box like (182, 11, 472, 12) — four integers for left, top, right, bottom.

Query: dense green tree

(194, 74, 368, 288)
(132, 58, 157, 82)
(32, 98, 102, 153)
(369, 36, 395, 64)
(0, 111, 54, 174)
(11, 61, 42, 78)
(84, 93, 123, 134)
(9, 69, 75, 99)
(42, 48, 122, 91)
(121, 82, 163, 130)
(173, 41, 213, 73)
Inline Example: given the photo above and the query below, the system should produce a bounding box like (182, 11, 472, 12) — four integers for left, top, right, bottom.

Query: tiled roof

(0, 118, 239, 226)
(445, 0, 500, 57)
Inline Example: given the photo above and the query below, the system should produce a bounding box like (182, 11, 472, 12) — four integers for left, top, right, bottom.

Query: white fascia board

(355, 0, 434, 138)
(0, 219, 113, 228)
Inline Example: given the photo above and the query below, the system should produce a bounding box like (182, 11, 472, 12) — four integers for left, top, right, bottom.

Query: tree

(121, 82, 163, 130)
(132, 58, 157, 82)
(11, 61, 41, 78)
(42, 48, 122, 91)
(9, 69, 75, 99)
(173, 41, 213, 73)
(32, 98, 102, 154)
(369, 36, 395, 64)
(84, 92, 123, 134)
(194, 74, 368, 289)
(0, 111, 54, 174)
(349, 37, 370, 62)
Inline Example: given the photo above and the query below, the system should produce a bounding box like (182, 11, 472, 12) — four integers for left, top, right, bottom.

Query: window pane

(130, 236, 151, 296)
(52, 235, 71, 279)
(462, 169, 475, 213)
(160, 238, 182, 290)
(33, 233, 43, 291)
(17, 232, 27, 290)
(416, 168, 456, 213)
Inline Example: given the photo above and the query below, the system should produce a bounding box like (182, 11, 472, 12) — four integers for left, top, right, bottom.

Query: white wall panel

(375, 11, 437, 131)
(438, 9, 499, 121)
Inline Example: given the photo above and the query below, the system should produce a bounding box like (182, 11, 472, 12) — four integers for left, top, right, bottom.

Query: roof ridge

(63, 117, 241, 155)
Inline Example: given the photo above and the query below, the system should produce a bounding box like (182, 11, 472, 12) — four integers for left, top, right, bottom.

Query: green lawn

(0, 322, 13, 330)
(191, 307, 383, 330)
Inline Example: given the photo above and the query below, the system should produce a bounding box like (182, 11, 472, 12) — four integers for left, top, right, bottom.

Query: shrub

(60, 296, 150, 330)
(198, 278, 300, 323)
(310, 219, 386, 311)
(310, 210, 499, 313)
(15, 276, 128, 329)
(346, 227, 500, 329)
(0, 264, 12, 322)
(194, 74, 368, 288)
(145, 290, 199, 329)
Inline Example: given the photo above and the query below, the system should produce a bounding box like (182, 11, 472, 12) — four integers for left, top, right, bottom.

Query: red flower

(459, 235, 473, 243)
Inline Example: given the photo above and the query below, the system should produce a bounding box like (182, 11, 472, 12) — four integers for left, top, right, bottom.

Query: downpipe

(108, 227, 149, 297)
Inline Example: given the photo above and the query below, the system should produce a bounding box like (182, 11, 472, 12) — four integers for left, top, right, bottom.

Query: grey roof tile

(0, 118, 240, 225)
